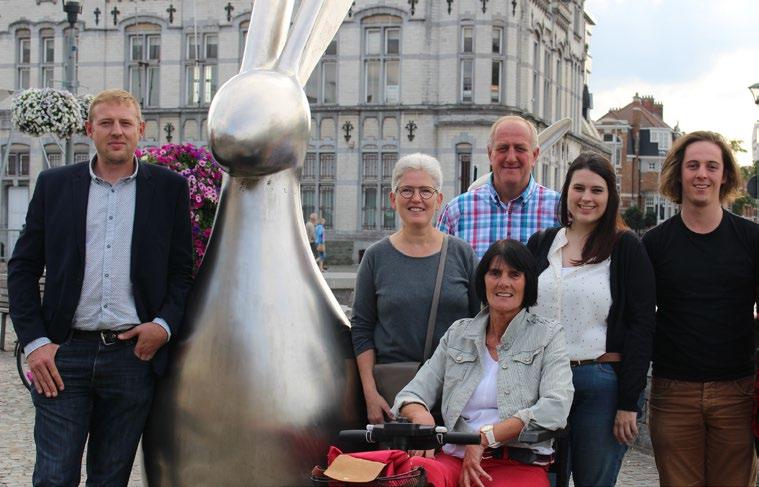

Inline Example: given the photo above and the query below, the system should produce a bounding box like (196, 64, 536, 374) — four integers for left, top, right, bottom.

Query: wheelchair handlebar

(339, 419, 481, 451)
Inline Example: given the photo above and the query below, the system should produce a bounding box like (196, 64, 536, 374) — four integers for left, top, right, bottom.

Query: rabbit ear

(239, 0, 295, 73)
(276, 0, 353, 86)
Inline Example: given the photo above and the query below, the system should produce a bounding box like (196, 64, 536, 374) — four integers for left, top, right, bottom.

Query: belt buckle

(100, 330, 119, 346)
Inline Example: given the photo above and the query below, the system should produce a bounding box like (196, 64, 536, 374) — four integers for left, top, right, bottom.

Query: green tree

(644, 210, 657, 228)
(623, 206, 644, 232)
(730, 139, 748, 154)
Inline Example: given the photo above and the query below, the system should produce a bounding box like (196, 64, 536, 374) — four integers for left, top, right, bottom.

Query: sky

(585, 0, 759, 165)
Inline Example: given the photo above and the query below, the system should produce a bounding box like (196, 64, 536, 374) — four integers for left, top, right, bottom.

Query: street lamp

(749, 83, 759, 105)
(62, 0, 82, 164)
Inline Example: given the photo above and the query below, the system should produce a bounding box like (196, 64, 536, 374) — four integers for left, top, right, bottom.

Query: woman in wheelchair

(391, 240, 574, 487)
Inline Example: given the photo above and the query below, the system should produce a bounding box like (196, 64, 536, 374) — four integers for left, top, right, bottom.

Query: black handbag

(373, 235, 449, 403)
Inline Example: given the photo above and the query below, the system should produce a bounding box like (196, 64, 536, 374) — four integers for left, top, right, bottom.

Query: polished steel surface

(143, 2, 361, 485)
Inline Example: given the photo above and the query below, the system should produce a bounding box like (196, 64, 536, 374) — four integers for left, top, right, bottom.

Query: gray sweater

(351, 236, 480, 363)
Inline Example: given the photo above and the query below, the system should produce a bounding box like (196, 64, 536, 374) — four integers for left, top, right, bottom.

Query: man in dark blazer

(9, 89, 194, 486)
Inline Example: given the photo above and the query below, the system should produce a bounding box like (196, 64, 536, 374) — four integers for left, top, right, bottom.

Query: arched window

(456, 143, 473, 194)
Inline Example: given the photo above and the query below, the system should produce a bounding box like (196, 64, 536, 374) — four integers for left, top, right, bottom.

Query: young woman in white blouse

(527, 152, 655, 487)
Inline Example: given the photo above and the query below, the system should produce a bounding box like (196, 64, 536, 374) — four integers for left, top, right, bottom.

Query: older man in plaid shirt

(438, 115, 559, 258)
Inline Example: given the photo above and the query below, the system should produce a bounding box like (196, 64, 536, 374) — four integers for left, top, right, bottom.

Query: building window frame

(5, 151, 30, 177)
(459, 24, 475, 103)
(490, 26, 504, 103)
(185, 32, 219, 106)
(301, 118, 337, 228)
(127, 31, 161, 108)
(554, 56, 562, 119)
(306, 39, 338, 105)
(362, 22, 401, 105)
(40, 29, 55, 88)
(16, 29, 31, 90)
(532, 39, 540, 114)
(456, 143, 473, 195)
(360, 146, 397, 230)
(543, 51, 552, 121)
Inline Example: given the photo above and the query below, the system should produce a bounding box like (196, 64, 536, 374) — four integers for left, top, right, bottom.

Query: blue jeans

(31, 335, 154, 487)
(564, 363, 628, 487)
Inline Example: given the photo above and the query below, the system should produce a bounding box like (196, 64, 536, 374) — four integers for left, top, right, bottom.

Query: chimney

(640, 95, 664, 120)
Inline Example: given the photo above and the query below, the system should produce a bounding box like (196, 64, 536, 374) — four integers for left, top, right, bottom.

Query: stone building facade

(0, 0, 607, 262)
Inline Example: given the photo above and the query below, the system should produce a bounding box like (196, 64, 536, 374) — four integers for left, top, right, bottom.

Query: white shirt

(442, 352, 500, 458)
(530, 228, 611, 361)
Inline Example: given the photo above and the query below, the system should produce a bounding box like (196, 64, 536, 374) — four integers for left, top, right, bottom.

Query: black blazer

(527, 227, 656, 412)
(8, 161, 194, 375)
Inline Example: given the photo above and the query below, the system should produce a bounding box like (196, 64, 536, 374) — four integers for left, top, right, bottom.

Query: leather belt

(72, 327, 137, 346)
(569, 352, 622, 368)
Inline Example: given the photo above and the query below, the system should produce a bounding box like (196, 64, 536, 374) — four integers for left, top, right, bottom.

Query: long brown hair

(559, 152, 627, 265)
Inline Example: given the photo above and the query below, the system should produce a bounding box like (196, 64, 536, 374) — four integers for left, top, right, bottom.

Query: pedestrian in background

(642, 131, 758, 486)
(528, 153, 655, 486)
(306, 212, 318, 259)
(315, 216, 326, 271)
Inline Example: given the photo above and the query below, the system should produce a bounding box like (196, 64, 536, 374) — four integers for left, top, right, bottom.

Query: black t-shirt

(642, 210, 759, 381)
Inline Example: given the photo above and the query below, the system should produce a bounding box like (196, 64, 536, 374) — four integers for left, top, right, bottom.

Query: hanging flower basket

(138, 143, 224, 273)
(11, 88, 84, 139)
(76, 94, 94, 135)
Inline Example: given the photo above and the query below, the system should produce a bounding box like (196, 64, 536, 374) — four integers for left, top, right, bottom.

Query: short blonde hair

(659, 130, 741, 204)
(487, 115, 538, 149)
(88, 89, 142, 123)
(391, 153, 443, 191)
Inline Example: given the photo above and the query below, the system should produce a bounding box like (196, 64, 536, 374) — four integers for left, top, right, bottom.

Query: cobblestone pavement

(1, 327, 663, 486)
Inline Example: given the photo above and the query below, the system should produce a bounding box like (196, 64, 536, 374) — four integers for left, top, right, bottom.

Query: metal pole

(63, 21, 78, 165)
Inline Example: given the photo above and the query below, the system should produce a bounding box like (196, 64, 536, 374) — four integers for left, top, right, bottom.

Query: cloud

(586, 0, 759, 88)
(590, 48, 759, 165)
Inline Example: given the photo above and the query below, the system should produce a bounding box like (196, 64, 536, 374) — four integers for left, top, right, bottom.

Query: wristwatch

(480, 424, 500, 448)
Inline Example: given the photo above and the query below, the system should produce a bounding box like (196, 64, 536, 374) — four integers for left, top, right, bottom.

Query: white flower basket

(11, 88, 84, 139)
(77, 94, 94, 135)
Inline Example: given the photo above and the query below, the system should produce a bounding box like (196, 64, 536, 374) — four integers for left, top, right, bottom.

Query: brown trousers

(649, 376, 757, 487)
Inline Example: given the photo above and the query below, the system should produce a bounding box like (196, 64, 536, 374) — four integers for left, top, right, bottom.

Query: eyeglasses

(395, 186, 438, 200)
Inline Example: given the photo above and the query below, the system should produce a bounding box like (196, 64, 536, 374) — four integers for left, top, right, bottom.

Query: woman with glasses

(351, 153, 480, 424)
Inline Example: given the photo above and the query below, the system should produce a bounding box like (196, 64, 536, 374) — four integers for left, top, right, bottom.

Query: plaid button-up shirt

(438, 176, 560, 258)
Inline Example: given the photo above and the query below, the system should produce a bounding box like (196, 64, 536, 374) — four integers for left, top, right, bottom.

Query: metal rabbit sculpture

(142, 1, 361, 485)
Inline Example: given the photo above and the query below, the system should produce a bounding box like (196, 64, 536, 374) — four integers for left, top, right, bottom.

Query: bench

(0, 272, 45, 351)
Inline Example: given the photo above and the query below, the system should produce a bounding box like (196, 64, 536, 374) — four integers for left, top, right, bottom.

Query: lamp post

(63, 0, 82, 165)
(748, 84, 759, 217)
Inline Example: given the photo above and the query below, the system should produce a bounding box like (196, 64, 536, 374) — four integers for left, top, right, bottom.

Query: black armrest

(517, 426, 569, 443)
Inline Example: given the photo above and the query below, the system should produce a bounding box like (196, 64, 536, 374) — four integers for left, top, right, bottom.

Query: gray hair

(487, 115, 538, 149)
(391, 153, 443, 191)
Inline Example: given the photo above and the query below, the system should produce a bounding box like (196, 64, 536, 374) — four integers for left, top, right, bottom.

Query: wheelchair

(311, 418, 568, 487)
